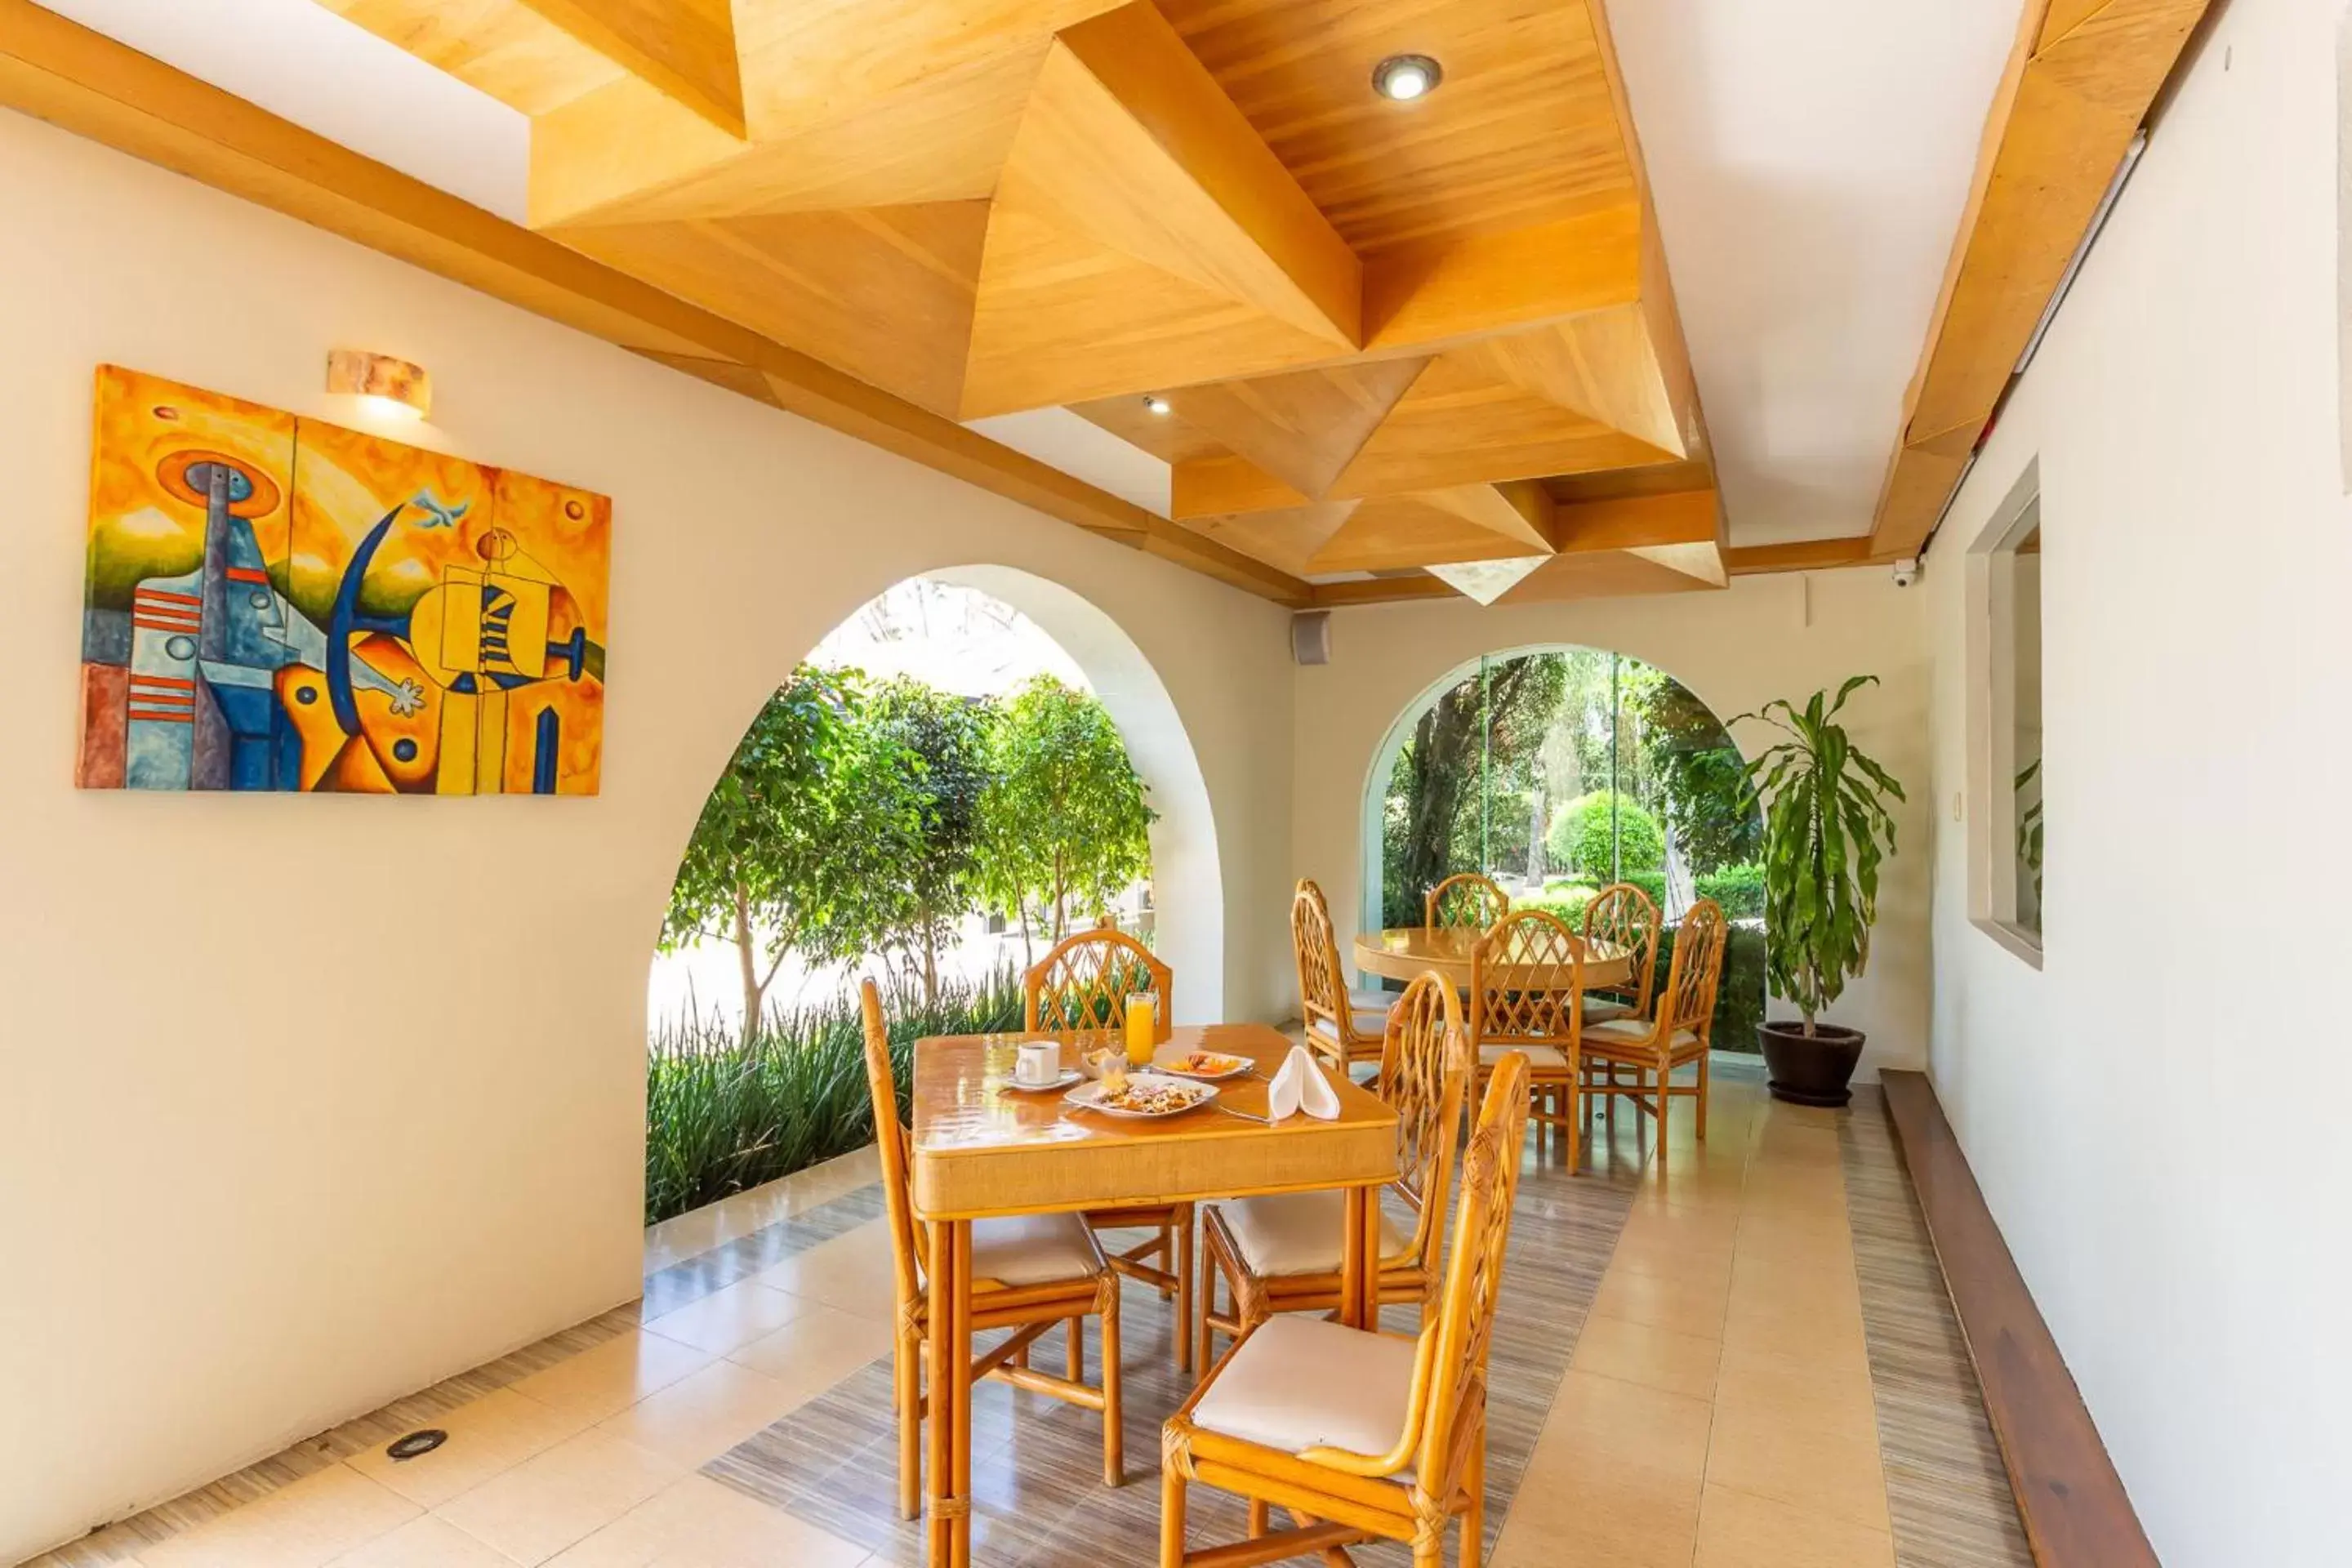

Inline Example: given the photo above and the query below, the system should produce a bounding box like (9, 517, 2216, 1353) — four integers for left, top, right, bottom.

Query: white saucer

(1001, 1068, 1085, 1094)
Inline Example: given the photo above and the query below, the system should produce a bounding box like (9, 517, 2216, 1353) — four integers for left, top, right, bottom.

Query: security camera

(1891, 557, 1921, 588)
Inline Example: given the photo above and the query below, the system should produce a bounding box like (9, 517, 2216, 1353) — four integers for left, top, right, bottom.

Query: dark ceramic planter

(1757, 1020, 1865, 1107)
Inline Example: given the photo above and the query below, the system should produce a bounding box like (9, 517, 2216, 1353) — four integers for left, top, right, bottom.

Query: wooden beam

(514, 0, 746, 137)
(1361, 207, 1643, 352)
(0, 1, 1312, 607)
(1307, 574, 1461, 608)
(1415, 482, 1557, 554)
(1550, 489, 1719, 554)
(1307, 489, 1554, 574)
(1160, 359, 1427, 501)
(961, 0, 1361, 416)
(1723, 536, 1882, 575)
(1177, 501, 1357, 578)
(1456, 305, 1685, 457)
(1869, 0, 2208, 558)
(1879, 1072, 2160, 1567)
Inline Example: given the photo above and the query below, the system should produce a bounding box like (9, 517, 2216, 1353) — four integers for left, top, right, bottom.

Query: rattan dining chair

(1196, 969, 1468, 1368)
(1468, 907, 1588, 1171)
(1160, 1052, 1535, 1568)
(859, 980, 1125, 1514)
(1580, 898, 1731, 1145)
(1580, 881, 1662, 1027)
(1293, 880, 1392, 1077)
(1424, 871, 1508, 932)
(1023, 923, 1195, 1369)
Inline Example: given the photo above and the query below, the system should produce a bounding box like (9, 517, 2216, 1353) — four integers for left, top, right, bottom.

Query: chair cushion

(1191, 1316, 1419, 1470)
(1308, 1007, 1391, 1044)
(1348, 988, 1396, 1015)
(1584, 1018, 1702, 1053)
(1580, 996, 1634, 1024)
(1212, 1189, 1409, 1277)
(968, 1212, 1102, 1288)
(1477, 1043, 1567, 1070)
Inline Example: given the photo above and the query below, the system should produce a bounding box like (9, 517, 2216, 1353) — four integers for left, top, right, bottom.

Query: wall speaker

(1291, 610, 1332, 666)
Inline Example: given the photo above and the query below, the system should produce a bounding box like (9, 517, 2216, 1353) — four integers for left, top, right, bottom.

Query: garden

(648, 660, 1155, 1223)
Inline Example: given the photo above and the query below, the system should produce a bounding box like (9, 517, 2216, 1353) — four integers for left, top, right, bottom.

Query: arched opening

(644, 568, 1222, 1222)
(1362, 644, 1766, 1051)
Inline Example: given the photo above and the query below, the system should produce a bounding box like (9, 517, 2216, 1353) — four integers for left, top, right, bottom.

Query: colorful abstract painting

(76, 365, 609, 795)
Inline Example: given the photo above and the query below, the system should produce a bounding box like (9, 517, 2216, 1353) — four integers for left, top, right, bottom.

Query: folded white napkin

(1266, 1044, 1342, 1121)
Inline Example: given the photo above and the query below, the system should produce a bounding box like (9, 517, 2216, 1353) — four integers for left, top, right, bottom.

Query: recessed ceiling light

(1143, 395, 1172, 416)
(1371, 54, 1441, 102)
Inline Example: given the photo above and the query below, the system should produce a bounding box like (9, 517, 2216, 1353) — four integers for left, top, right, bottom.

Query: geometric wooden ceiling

(318, 0, 1730, 605)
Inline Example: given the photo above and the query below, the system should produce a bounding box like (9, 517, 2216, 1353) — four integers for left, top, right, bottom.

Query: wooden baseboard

(1877, 1071, 2158, 1567)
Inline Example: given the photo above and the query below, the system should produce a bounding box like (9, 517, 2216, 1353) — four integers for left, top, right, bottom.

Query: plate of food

(1063, 1071, 1218, 1120)
(1155, 1048, 1254, 1081)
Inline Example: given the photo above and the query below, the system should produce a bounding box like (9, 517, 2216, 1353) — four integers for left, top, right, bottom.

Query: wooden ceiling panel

(1160, 359, 1428, 499)
(556, 202, 989, 415)
(1496, 546, 1725, 604)
(1309, 492, 1549, 574)
(1067, 394, 1228, 465)
(1363, 206, 1643, 350)
(515, 0, 746, 135)
(1182, 500, 1358, 577)
(317, 0, 621, 114)
(1330, 353, 1680, 497)
(1160, 0, 1637, 253)
(1542, 458, 1713, 506)
(1459, 304, 1684, 457)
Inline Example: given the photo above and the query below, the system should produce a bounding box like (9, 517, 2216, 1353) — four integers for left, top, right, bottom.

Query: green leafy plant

(870, 679, 996, 1004)
(644, 964, 1027, 1224)
(1631, 675, 1762, 873)
(2015, 759, 2044, 911)
(1545, 790, 1665, 881)
(1695, 862, 1765, 920)
(1733, 677, 1904, 1036)
(976, 676, 1157, 956)
(660, 666, 927, 1027)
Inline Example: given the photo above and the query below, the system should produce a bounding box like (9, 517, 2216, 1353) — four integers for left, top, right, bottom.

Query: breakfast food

(1093, 1080, 1207, 1116)
(1164, 1050, 1247, 1078)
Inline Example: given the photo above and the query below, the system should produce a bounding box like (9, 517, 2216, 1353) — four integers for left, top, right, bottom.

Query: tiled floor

(24, 1064, 2028, 1568)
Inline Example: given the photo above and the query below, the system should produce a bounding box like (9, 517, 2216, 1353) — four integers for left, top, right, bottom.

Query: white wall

(0, 109, 1296, 1562)
(1923, 0, 2351, 1560)
(1298, 570, 1933, 1076)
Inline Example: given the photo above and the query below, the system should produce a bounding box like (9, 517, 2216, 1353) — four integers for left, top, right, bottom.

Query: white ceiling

(1609, 0, 2021, 545)
(38, 0, 2022, 549)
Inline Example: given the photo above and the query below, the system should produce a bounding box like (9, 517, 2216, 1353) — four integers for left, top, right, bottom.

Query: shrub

(1695, 862, 1765, 919)
(644, 962, 1024, 1223)
(1545, 791, 1664, 881)
(1650, 919, 1768, 1054)
(1511, 891, 1596, 925)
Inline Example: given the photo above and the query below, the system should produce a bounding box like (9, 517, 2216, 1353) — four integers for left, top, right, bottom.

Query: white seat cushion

(1212, 1189, 1408, 1276)
(967, 1212, 1102, 1287)
(1191, 1316, 1418, 1470)
(1477, 1042, 1566, 1069)
(1348, 987, 1396, 1014)
(1584, 1018, 1701, 1052)
(1580, 996, 1634, 1024)
(1308, 1006, 1391, 1044)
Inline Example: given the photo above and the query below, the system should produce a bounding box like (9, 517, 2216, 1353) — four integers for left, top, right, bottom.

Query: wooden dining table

(1353, 924, 1635, 991)
(907, 1021, 1398, 1568)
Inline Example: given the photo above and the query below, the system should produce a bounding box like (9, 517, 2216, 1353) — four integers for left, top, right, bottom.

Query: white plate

(1153, 1051, 1255, 1081)
(1062, 1072, 1221, 1119)
(1001, 1068, 1085, 1094)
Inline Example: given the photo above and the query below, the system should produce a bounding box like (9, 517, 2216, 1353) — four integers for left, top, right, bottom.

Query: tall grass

(644, 962, 1026, 1224)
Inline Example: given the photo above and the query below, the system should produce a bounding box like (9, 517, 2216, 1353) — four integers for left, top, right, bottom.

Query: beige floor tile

(728, 1299, 894, 1386)
(641, 1208, 726, 1272)
(434, 1431, 686, 1565)
(507, 1330, 718, 1423)
(543, 1473, 869, 1567)
(1704, 1400, 1891, 1535)
(1590, 1262, 1733, 1342)
(595, 1357, 818, 1467)
(325, 1514, 514, 1567)
(1729, 1242, 1860, 1306)
(1604, 1229, 1739, 1294)
(1569, 1313, 1723, 1401)
(1710, 1356, 1879, 1446)
(1692, 1483, 1895, 1568)
(643, 1280, 817, 1356)
(1622, 1203, 1744, 1254)
(144, 1464, 418, 1568)
(1718, 1297, 1871, 1380)
(344, 1388, 593, 1508)
(751, 1222, 898, 1319)
(1500, 1375, 1707, 1568)
(1493, 1483, 1697, 1568)
(1725, 1267, 1867, 1343)
(1530, 1370, 1714, 1478)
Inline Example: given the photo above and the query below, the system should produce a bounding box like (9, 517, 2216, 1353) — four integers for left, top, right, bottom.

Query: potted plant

(1733, 676, 1904, 1107)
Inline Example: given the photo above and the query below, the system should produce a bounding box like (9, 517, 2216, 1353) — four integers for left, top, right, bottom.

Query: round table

(1352, 926, 1634, 991)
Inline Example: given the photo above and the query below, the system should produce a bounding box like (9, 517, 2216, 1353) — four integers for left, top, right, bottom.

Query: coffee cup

(1015, 1040, 1061, 1086)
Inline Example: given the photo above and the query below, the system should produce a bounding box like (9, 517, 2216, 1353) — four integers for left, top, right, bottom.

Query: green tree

(1546, 790, 1665, 881)
(661, 666, 925, 1031)
(1631, 672, 1760, 874)
(977, 676, 1156, 954)
(870, 679, 996, 1005)
(1385, 653, 1567, 922)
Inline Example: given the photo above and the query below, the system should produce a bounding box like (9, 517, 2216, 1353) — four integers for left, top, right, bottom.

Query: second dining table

(1353, 923, 1635, 991)
(907, 1020, 1400, 1568)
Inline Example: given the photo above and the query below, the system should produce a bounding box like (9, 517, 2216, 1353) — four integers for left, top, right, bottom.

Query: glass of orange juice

(1124, 991, 1158, 1067)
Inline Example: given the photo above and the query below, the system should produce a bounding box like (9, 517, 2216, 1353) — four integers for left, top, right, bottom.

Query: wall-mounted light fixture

(327, 349, 431, 421)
